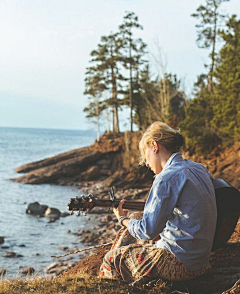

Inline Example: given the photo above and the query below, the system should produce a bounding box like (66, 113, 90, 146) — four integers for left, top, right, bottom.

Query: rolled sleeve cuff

(127, 218, 139, 239)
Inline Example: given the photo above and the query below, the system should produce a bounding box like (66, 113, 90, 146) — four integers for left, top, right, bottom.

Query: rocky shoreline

(4, 132, 240, 292)
(11, 132, 240, 190)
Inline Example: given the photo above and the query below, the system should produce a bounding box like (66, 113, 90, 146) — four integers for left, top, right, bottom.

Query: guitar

(67, 179, 240, 251)
(67, 186, 145, 213)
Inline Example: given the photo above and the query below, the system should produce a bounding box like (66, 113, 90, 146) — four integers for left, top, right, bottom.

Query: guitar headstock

(67, 194, 95, 214)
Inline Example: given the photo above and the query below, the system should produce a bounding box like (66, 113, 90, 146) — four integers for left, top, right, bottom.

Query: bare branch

(51, 242, 113, 258)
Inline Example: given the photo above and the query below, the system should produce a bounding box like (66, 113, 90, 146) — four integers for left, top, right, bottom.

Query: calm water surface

(0, 127, 97, 278)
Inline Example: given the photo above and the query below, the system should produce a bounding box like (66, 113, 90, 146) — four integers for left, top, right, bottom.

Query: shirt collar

(156, 152, 183, 177)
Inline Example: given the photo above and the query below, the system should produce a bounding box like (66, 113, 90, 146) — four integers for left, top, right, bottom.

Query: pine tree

(132, 65, 158, 130)
(84, 68, 107, 140)
(86, 32, 125, 133)
(119, 11, 147, 131)
(179, 75, 220, 154)
(131, 68, 186, 130)
(157, 74, 186, 127)
(211, 15, 240, 144)
(192, 0, 229, 93)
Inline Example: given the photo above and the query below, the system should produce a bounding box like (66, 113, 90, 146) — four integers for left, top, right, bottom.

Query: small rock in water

(0, 236, 4, 244)
(61, 212, 70, 217)
(58, 246, 69, 251)
(19, 244, 26, 247)
(3, 251, 16, 258)
(2, 251, 23, 258)
(45, 207, 61, 220)
(21, 267, 35, 275)
(26, 202, 48, 217)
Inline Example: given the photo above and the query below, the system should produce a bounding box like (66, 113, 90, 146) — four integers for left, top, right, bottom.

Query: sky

(0, 0, 239, 131)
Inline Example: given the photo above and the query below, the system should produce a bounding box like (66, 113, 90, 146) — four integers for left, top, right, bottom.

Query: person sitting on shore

(99, 121, 217, 284)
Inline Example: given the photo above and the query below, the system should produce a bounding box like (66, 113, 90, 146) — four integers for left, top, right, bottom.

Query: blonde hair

(139, 121, 184, 165)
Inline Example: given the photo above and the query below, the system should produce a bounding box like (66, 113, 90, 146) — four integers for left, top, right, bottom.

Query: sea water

(0, 127, 97, 278)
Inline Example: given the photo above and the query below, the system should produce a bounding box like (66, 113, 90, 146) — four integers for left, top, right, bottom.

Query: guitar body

(212, 178, 240, 251)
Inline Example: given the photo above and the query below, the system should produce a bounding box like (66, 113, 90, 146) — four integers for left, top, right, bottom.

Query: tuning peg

(87, 194, 93, 201)
(109, 186, 115, 202)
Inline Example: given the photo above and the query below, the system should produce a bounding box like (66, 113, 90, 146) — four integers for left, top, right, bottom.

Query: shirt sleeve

(128, 175, 183, 240)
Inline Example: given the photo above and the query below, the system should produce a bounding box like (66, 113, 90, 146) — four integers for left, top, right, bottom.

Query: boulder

(26, 202, 48, 217)
(45, 207, 61, 220)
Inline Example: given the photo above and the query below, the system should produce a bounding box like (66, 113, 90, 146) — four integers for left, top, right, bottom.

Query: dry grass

(0, 274, 175, 294)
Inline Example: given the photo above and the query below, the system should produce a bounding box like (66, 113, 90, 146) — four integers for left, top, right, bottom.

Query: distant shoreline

(0, 125, 98, 134)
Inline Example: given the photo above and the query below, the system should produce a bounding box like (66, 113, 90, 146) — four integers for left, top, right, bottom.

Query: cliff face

(12, 132, 240, 190)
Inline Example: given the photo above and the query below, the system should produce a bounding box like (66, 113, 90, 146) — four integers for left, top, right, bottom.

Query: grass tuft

(0, 273, 175, 294)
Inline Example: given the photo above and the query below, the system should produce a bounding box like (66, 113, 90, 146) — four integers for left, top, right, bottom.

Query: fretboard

(93, 199, 145, 211)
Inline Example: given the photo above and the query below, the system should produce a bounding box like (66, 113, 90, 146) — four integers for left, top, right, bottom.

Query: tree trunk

(111, 68, 119, 133)
(129, 41, 133, 132)
(208, 0, 218, 94)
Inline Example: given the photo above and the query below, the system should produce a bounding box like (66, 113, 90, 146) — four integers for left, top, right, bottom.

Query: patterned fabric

(99, 212, 211, 284)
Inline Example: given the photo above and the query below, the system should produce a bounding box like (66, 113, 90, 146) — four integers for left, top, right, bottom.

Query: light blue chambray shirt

(128, 152, 217, 271)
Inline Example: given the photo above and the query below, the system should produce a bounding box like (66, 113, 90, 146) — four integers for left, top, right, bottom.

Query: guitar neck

(93, 199, 145, 211)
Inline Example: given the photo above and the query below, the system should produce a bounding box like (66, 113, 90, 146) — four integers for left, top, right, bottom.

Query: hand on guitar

(113, 199, 130, 227)
(113, 199, 127, 218)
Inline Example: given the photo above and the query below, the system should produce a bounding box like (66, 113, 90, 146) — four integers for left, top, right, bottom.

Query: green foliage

(191, 0, 229, 49)
(191, 0, 229, 93)
(131, 65, 159, 129)
(84, 12, 147, 133)
(179, 93, 220, 154)
(211, 15, 240, 144)
(83, 9, 239, 155)
(129, 68, 186, 131)
(180, 15, 240, 153)
(85, 32, 125, 133)
(119, 12, 147, 131)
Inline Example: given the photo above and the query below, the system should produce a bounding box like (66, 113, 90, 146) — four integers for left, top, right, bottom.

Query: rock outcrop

(12, 132, 154, 188)
(11, 132, 240, 190)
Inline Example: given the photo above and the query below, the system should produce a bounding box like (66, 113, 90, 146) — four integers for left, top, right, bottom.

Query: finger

(118, 199, 126, 209)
